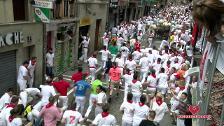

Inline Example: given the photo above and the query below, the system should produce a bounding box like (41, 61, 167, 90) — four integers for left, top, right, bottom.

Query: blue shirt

(74, 80, 91, 96)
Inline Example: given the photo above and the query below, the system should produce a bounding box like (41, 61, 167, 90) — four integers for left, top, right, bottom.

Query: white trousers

(58, 96, 68, 111)
(28, 74, 34, 88)
(177, 118, 185, 126)
(75, 96, 86, 115)
(85, 94, 97, 118)
(140, 70, 148, 82)
(89, 68, 96, 83)
(122, 120, 133, 126)
(17, 80, 27, 91)
(79, 48, 88, 62)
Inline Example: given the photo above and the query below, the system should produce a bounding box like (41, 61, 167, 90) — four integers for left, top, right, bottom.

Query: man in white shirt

(139, 54, 150, 81)
(79, 35, 90, 63)
(133, 95, 149, 126)
(122, 69, 133, 101)
(28, 57, 37, 88)
(95, 85, 107, 116)
(147, 49, 155, 64)
(46, 48, 54, 77)
(102, 34, 109, 49)
(153, 58, 162, 75)
(17, 61, 29, 91)
(152, 96, 168, 123)
(117, 35, 125, 51)
(19, 88, 41, 108)
(157, 68, 168, 95)
(125, 55, 137, 74)
(120, 43, 129, 63)
(0, 88, 13, 111)
(32, 78, 57, 119)
(120, 93, 134, 126)
(92, 104, 116, 126)
(130, 74, 142, 103)
(0, 96, 19, 126)
(115, 54, 125, 76)
(132, 50, 142, 64)
(99, 46, 111, 69)
(142, 69, 157, 106)
(88, 53, 98, 83)
(61, 102, 83, 125)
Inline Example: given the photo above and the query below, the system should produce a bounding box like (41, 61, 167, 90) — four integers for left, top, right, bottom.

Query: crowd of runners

(0, 2, 197, 126)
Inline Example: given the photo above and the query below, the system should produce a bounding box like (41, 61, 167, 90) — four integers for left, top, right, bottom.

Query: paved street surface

(61, 39, 176, 126)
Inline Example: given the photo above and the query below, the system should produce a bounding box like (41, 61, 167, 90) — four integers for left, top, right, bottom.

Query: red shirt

(52, 80, 70, 96)
(71, 72, 84, 83)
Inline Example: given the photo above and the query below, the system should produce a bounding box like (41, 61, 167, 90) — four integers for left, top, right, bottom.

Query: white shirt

(153, 63, 162, 74)
(17, 65, 28, 84)
(100, 50, 111, 61)
(171, 63, 180, 70)
(97, 92, 107, 105)
(130, 81, 142, 95)
(132, 51, 142, 61)
(40, 85, 56, 103)
(133, 103, 149, 122)
(46, 53, 54, 67)
(152, 102, 168, 123)
(147, 53, 154, 64)
(157, 73, 168, 88)
(120, 46, 129, 57)
(28, 60, 36, 76)
(186, 45, 193, 57)
(125, 60, 137, 71)
(0, 106, 13, 122)
(82, 39, 89, 48)
(19, 88, 40, 107)
(0, 93, 10, 111)
(103, 37, 109, 47)
(123, 74, 133, 92)
(117, 37, 125, 46)
(92, 113, 116, 126)
(115, 58, 124, 68)
(120, 101, 134, 122)
(62, 110, 83, 126)
(88, 57, 98, 68)
(6, 117, 22, 126)
(146, 75, 157, 88)
(139, 57, 150, 72)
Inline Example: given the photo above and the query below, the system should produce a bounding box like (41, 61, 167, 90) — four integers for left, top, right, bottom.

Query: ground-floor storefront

(0, 23, 44, 94)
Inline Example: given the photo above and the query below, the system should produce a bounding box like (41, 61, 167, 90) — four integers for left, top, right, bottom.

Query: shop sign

(0, 32, 24, 48)
(34, 7, 50, 23)
(33, 0, 53, 9)
(80, 17, 91, 26)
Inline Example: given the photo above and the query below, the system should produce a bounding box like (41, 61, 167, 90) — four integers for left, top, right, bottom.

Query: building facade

(0, 0, 44, 94)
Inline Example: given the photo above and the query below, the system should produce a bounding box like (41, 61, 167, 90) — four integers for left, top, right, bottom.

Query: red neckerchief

(46, 103, 54, 108)
(127, 100, 133, 103)
(132, 80, 137, 84)
(139, 102, 144, 107)
(6, 103, 16, 108)
(9, 115, 15, 122)
(151, 74, 156, 78)
(101, 112, 109, 118)
(127, 72, 132, 75)
(179, 86, 185, 91)
(167, 64, 170, 68)
(156, 97, 163, 106)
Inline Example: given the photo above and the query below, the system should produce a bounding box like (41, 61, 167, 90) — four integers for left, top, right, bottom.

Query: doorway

(78, 25, 90, 58)
(94, 19, 101, 51)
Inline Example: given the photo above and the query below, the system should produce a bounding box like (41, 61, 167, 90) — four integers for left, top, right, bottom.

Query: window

(13, 0, 26, 21)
